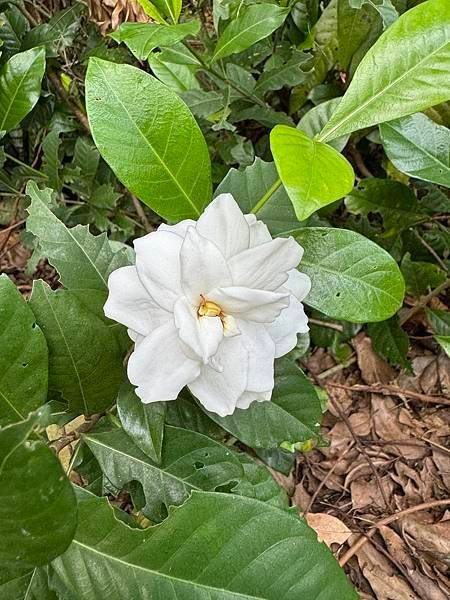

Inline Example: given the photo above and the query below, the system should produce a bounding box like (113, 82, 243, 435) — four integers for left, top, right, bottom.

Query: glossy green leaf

(51, 489, 357, 599)
(206, 355, 322, 449)
(294, 227, 405, 322)
(0, 5, 29, 62)
(400, 253, 446, 297)
(148, 53, 200, 92)
(86, 58, 211, 221)
(345, 178, 426, 233)
(117, 382, 165, 464)
(320, 0, 450, 142)
(0, 565, 57, 600)
(367, 316, 411, 370)
(0, 410, 77, 567)
(427, 309, 450, 357)
(350, 0, 398, 29)
(26, 182, 130, 294)
(212, 5, 290, 62)
(297, 98, 349, 152)
(150, 0, 181, 23)
(233, 455, 288, 509)
(254, 51, 312, 96)
(214, 158, 298, 235)
(84, 425, 244, 521)
(29, 281, 124, 415)
(380, 113, 450, 187)
(270, 125, 355, 221)
(0, 275, 48, 426)
(0, 47, 46, 132)
(110, 21, 200, 60)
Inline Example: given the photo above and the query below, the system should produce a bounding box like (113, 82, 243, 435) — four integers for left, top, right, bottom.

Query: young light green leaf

(29, 281, 124, 415)
(0, 275, 48, 426)
(212, 5, 290, 62)
(367, 316, 411, 371)
(86, 58, 211, 221)
(110, 21, 200, 60)
(320, 0, 450, 142)
(214, 158, 298, 235)
(117, 382, 166, 464)
(0, 46, 46, 132)
(26, 182, 130, 293)
(294, 227, 405, 322)
(0, 410, 77, 567)
(297, 97, 350, 152)
(270, 125, 354, 221)
(379, 113, 450, 187)
(205, 355, 323, 449)
(400, 253, 446, 298)
(51, 489, 358, 599)
(345, 178, 426, 233)
(84, 425, 244, 522)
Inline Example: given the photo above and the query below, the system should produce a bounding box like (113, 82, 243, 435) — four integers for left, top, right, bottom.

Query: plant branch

(327, 382, 450, 406)
(400, 278, 450, 325)
(48, 71, 91, 134)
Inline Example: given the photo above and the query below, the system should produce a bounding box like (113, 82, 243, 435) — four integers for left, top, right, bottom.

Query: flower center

(198, 297, 222, 318)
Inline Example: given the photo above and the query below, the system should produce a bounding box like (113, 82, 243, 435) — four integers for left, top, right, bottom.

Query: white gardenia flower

(104, 194, 311, 417)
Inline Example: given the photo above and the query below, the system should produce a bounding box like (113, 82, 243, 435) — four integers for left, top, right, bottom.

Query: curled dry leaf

(305, 512, 352, 547)
(86, 0, 150, 34)
(353, 333, 396, 385)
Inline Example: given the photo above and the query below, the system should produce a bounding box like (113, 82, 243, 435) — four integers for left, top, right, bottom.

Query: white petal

(236, 390, 271, 410)
(134, 230, 183, 311)
(128, 329, 145, 347)
(285, 269, 311, 302)
(268, 295, 309, 358)
(228, 237, 303, 291)
(208, 286, 290, 323)
(188, 335, 248, 416)
(158, 219, 196, 238)
(180, 227, 232, 303)
(238, 321, 275, 392)
(174, 297, 223, 363)
(197, 194, 250, 257)
(244, 214, 272, 247)
(104, 266, 170, 335)
(128, 321, 200, 402)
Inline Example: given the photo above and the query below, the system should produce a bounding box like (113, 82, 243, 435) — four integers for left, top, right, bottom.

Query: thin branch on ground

(327, 382, 450, 406)
(308, 318, 344, 332)
(316, 356, 357, 379)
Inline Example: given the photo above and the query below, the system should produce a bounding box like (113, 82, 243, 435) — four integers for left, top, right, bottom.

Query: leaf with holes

(86, 58, 211, 221)
(0, 275, 48, 427)
(29, 281, 124, 415)
(294, 227, 405, 322)
(84, 425, 244, 522)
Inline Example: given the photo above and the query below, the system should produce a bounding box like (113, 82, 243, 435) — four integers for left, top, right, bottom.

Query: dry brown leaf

(305, 512, 352, 547)
(378, 526, 414, 569)
(401, 515, 450, 564)
(292, 482, 311, 512)
(350, 475, 394, 510)
(354, 333, 396, 385)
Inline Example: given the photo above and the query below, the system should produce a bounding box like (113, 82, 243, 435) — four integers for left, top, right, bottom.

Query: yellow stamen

(198, 299, 222, 317)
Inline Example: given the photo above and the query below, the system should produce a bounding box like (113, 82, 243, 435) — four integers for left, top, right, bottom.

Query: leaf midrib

(0, 51, 41, 130)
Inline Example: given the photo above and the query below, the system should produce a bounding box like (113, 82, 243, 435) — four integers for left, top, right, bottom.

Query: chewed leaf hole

(336, 292, 341, 298)
(31, 323, 37, 329)
(22, 363, 28, 368)
(194, 461, 205, 470)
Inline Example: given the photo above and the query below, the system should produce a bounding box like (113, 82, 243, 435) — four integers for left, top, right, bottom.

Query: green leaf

(212, 5, 290, 62)
(350, 0, 398, 29)
(29, 281, 124, 415)
(214, 158, 298, 235)
(0, 275, 48, 426)
(233, 455, 288, 509)
(86, 58, 211, 221)
(345, 178, 426, 234)
(297, 98, 349, 152)
(0, 565, 56, 600)
(295, 227, 405, 322)
(205, 355, 323, 449)
(182, 89, 224, 118)
(379, 113, 450, 187)
(367, 316, 411, 370)
(0, 410, 77, 567)
(270, 125, 355, 221)
(51, 489, 357, 599)
(148, 53, 200, 93)
(400, 253, 446, 297)
(254, 51, 312, 96)
(110, 21, 200, 60)
(26, 182, 130, 293)
(427, 309, 450, 357)
(21, 3, 84, 57)
(84, 425, 245, 521)
(41, 130, 63, 192)
(117, 382, 166, 464)
(0, 5, 29, 62)
(0, 47, 46, 132)
(320, 0, 450, 142)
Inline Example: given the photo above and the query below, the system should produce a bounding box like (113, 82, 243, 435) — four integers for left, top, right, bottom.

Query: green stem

(251, 178, 282, 214)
